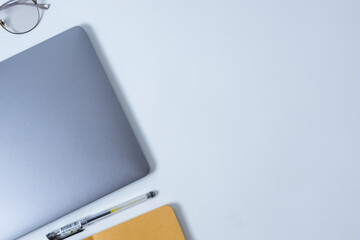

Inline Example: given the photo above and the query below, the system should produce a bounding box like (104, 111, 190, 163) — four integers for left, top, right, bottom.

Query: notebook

(83, 206, 185, 240)
(0, 26, 150, 239)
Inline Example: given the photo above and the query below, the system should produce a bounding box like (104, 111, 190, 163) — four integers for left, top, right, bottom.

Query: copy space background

(0, 0, 359, 239)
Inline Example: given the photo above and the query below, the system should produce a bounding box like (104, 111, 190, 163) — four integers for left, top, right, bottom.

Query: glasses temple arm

(36, 3, 50, 9)
(0, 1, 50, 11)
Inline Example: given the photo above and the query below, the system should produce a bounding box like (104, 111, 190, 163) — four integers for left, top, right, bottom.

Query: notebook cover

(83, 206, 185, 240)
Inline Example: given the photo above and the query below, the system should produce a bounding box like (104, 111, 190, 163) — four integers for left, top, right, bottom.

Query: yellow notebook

(83, 206, 185, 240)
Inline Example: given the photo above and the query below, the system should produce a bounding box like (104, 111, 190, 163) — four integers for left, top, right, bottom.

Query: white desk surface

(0, 0, 359, 239)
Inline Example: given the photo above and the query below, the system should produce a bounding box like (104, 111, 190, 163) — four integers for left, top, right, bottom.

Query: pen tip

(147, 191, 157, 199)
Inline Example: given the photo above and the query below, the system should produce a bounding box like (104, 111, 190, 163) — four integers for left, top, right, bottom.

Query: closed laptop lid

(0, 27, 150, 239)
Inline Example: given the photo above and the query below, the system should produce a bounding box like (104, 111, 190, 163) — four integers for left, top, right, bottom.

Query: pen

(46, 191, 157, 240)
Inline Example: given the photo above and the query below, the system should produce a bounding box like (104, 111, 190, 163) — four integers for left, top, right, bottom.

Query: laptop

(0, 27, 150, 239)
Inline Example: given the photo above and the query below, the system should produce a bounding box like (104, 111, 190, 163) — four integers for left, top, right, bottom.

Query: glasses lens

(0, 0, 40, 34)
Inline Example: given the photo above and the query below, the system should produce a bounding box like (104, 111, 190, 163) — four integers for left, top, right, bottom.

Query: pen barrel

(85, 209, 112, 224)
(46, 220, 84, 240)
(46, 191, 157, 240)
(86, 194, 150, 225)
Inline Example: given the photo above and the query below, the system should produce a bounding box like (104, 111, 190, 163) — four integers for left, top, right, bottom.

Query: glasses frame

(0, 0, 50, 34)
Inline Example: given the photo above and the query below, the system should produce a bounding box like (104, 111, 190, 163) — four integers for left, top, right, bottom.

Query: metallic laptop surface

(0, 27, 150, 239)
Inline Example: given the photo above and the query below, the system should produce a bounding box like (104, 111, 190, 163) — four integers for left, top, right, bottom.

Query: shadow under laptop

(170, 203, 194, 240)
(81, 24, 157, 174)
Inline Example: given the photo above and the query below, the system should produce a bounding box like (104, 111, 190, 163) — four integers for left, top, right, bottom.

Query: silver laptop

(0, 27, 150, 239)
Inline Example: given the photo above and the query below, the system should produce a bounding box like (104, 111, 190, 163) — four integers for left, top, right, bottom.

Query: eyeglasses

(0, 0, 50, 34)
